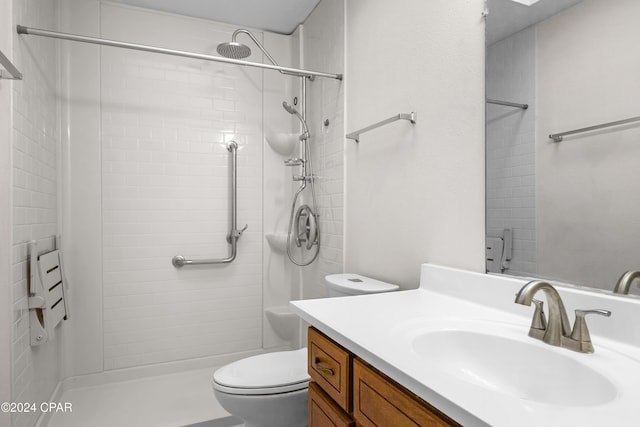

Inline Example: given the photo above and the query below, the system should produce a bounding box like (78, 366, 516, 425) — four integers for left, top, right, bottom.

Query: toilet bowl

(212, 348, 309, 427)
(212, 274, 398, 427)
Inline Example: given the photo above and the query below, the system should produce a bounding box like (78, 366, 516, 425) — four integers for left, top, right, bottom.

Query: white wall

(537, 0, 640, 290)
(11, 0, 63, 426)
(1, 1, 14, 425)
(486, 27, 537, 276)
(345, 0, 486, 288)
(300, 0, 345, 299)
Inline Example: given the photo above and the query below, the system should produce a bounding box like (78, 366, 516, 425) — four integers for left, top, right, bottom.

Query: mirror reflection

(485, 0, 640, 295)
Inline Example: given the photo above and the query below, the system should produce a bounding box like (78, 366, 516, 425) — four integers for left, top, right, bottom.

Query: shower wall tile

(301, 0, 345, 299)
(10, 0, 62, 426)
(486, 27, 536, 277)
(100, 4, 264, 370)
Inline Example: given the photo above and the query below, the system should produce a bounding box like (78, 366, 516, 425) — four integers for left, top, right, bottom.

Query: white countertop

(290, 264, 640, 427)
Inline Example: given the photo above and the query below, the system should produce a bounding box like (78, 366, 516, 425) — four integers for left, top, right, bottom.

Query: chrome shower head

(217, 29, 282, 66)
(282, 101, 298, 115)
(216, 41, 252, 59)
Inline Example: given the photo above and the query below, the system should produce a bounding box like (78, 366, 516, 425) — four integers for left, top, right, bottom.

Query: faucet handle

(531, 299, 547, 330)
(526, 299, 547, 340)
(570, 309, 611, 343)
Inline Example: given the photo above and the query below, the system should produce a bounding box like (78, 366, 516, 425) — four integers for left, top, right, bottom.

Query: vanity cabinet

(309, 382, 355, 427)
(308, 327, 460, 427)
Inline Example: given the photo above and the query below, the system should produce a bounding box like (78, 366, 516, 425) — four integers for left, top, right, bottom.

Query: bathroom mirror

(485, 0, 640, 294)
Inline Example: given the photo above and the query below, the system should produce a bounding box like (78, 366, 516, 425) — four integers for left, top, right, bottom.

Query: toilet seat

(213, 348, 310, 396)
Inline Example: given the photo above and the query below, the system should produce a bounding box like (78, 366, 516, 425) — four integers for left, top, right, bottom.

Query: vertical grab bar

(172, 141, 248, 267)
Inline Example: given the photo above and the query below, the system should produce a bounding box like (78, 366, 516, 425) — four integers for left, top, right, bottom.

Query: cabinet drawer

(309, 382, 355, 427)
(308, 327, 352, 412)
(353, 359, 460, 427)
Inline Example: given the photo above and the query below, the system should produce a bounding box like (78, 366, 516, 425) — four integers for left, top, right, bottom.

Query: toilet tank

(325, 274, 399, 297)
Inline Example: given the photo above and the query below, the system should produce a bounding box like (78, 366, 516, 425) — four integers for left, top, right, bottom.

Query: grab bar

(346, 112, 417, 143)
(172, 141, 247, 267)
(549, 115, 640, 142)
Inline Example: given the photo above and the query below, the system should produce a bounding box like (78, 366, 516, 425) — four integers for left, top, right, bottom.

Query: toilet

(212, 274, 399, 427)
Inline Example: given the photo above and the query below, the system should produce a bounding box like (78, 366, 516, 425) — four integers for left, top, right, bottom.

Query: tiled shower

(6, 0, 344, 425)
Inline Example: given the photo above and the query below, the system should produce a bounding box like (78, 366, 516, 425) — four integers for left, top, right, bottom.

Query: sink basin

(412, 325, 617, 406)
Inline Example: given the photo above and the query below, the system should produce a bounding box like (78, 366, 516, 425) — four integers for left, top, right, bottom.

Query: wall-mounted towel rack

(0, 49, 22, 80)
(549, 115, 640, 142)
(28, 238, 69, 346)
(172, 141, 247, 267)
(486, 98, 528, 110)
(346, 112, 417, 143)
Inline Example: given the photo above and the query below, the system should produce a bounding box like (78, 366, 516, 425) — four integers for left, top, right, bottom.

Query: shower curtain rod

(16, 25, 343, 81)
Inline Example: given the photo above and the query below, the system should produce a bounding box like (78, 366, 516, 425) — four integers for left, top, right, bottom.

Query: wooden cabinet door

(308, 327, 353, 412)
(353, 359, 460, 427)
(309, 381, 355, 427)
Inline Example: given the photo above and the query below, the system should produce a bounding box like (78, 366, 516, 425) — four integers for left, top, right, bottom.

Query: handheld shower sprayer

(282, 101, 310, 141)
(282, 101, 297, 115)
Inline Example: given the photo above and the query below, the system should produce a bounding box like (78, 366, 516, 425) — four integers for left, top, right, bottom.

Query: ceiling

(486, 0, 583, 45)
(113, 0, 321, 34)
(114, 0, 584, 46)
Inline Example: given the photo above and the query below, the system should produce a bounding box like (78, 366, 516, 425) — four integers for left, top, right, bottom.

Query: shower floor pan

(44, 367, 242, 427)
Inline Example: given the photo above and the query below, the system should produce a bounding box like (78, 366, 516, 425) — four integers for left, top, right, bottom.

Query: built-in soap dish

(265, 132, 298, 156)
(265, 306, 298, 341)
(265, 233, 288, 253)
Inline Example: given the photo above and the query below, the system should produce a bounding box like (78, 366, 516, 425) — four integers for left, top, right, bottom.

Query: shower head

(216, 41, 252, 59)
(217, 29, 281, 67)
(282, 101, 298, 115)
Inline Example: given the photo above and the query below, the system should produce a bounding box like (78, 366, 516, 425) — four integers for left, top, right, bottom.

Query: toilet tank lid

(325, 274, 399, 293)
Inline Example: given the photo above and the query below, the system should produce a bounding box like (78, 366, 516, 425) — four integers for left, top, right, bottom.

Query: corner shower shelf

(346, 112, 417, 143)
(265, 132, 298, 156)
(0, 49, 22, 80)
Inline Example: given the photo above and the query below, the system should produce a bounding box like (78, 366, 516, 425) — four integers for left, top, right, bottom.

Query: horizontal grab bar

(346, 112, 417, 143)
(549, 115, 640, 142)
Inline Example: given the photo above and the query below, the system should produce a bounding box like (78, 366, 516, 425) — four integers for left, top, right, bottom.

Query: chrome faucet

(612, 270, 640, 295)
(515, 280, 572, 346)
(515, 280, 611, 353)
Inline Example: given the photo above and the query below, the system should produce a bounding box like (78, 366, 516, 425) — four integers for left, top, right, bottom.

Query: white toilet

(212, 274, 399, 427)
